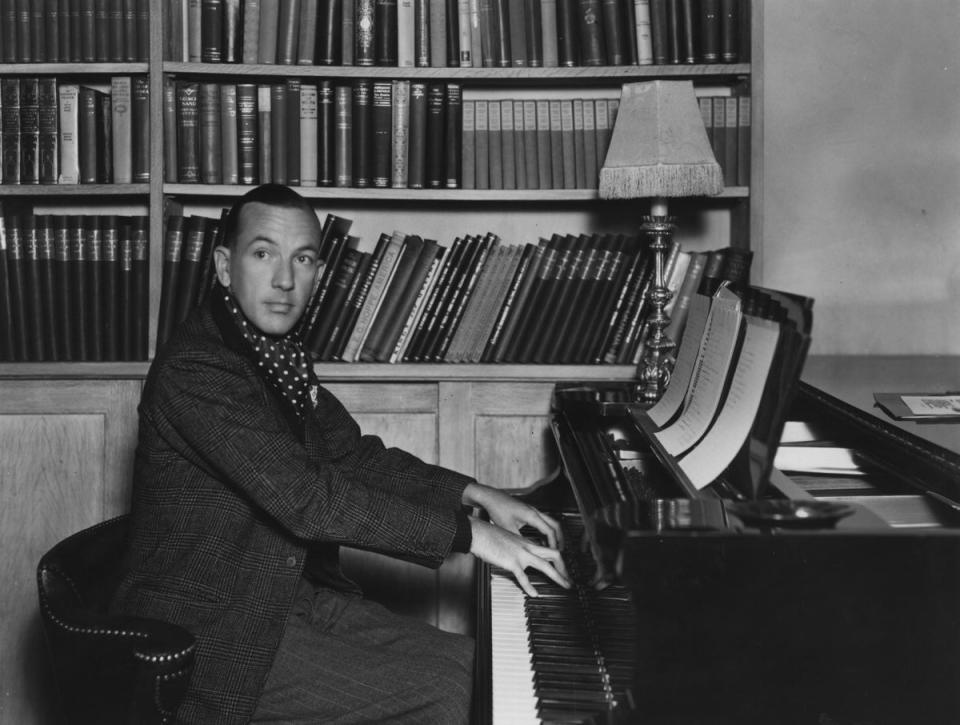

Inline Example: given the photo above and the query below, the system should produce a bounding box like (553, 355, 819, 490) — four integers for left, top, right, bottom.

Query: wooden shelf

(164, 62, 751, 83)
(0, 184, 150, 197)
(164, 184, 749, 200)
(0, 361, 637, 381)
(0, 62, 149, 74)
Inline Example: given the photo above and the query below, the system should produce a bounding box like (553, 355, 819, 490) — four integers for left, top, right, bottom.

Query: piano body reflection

(475, 381, 960, 725)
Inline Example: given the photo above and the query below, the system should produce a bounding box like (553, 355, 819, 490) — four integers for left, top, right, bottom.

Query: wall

(761, 0, 960, 354)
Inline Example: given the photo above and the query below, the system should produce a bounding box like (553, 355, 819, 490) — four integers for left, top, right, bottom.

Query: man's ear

(213, 246, 231, 287)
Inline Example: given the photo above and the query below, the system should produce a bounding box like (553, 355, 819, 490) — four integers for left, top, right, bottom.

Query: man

(111, 184, 570, 724)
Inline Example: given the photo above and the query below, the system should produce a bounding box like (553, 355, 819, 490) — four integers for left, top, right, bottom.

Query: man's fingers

(512, 568, 538, 598)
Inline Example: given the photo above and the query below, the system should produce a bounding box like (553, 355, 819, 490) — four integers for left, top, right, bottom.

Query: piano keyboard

(484, 516, 637, 724)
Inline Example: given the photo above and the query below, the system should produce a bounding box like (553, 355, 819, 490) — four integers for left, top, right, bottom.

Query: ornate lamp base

(636, 213, 676, 404)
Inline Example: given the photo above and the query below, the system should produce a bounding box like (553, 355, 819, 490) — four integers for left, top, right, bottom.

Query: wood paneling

(0, 380, 141, 725)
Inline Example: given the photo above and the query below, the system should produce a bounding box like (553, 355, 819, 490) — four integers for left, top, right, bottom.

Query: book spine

(241, 0, 261, 62)
(737, 94, 750, 187)
(351, 79, 371, 186)
(600, 0, 625, 65)
(297, 0, 319, 64)
(389, 245, 442, 362)
(408, 81, 427, 189)
(131, 76, 150, 182)
(555, 0, 577, 66)
(456, 0, 471, 66)
(397, 0, 415, 67)
(77, 85, 98, 184)
(198, 82, 222, 184)
(157, 214, 184, 348)
(1, 79, 21, 184)
(269, 83, 287, 183)
(52, 217, 73, 360)
(4, 214, 29, 359)
(507, 0, 527, 67)
(460, 97, 475, 190)
(499, 99, 515, 189)
(130, 215, 148, 359)
(391, 79, 410, 187)
(634, 0, 652, 64)
(375, 0, 398, 65)
(428, 0, 447, 67)
(319, 250, 372, 359)
(257, 84, 272, 182)
(258, 0, 280, 62)
(37, 78, 58, 184)
(335, 84, 353, 187)
(176, 81, 200, 183)
(162, 77, 179, 182)
(119, 220, 134, 359)
(424, 83, 445, 188)
(20, 216, 45, 359)
(371, 80, 392, 187)
(577, 0, 605, 66)
(444, 82, 461, 188)
(340, 232, 402, 361)
(355, 0, 376, 65)
(96, 88, 112, 183)
(341, 0, 355, 65)
(582, 98, 597, 187)
(220, 83, 239, 184)
(276, 0, 301, 64)
(100, 215, 120, 360)
(110, 77, 134, 183)
(236, 83, 258, 184)
(285, 78, 301, 184)
(535, 99, 551, 188)
(414, 0, 430, 66)
(486, 99, 501, 189)
(315, 80, 334, 185)
(571, 98, 585, 188)
(316, 0, 343, 64)
(201, 0, 224, 61)
(83, 215, 103, 360)
(299, 83, 318, 186)
(403, 235, 463, 360)
(36, 215, 58, 359)
(18, 77, 39, 185)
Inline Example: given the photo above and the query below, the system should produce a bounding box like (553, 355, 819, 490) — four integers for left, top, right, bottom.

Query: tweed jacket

(110, 290, 475, 724)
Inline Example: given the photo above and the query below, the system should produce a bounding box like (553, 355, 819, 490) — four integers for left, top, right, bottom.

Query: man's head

(214, 184, 323, 337)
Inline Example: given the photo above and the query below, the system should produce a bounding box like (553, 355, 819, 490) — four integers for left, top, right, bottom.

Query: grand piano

(475, 366, 960, 725)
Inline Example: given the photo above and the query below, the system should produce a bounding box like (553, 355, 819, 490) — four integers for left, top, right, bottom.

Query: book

(3, 212, 29, 360)
(269, 83, 288, 183)
(298, 83, 318, 186)
(535, 99, 551, 188)
(296, 212, 353, 340)
(297, 0, 318, 63)
(355, 0, 376, 65)
(487, 99, 502, 188)
(96, 87, 113, 183)
(524, 233, 583, 362)
(537, 233, 594, 362)
(157, 214, 184, 348)
(512, 99, 526, 189)
(236, 83, 258, 184)
(335, 84, 353, 187)
(329, 235, 391, 359)
(473, 99, 488, 189)
(577, 0, 605, 66)
(131, 76, 150, 182)
(77, 85, 99, 184)
(403, 235, 465, 360)
(33, 78, 57, 186)
(445, 242, 503, 361)
(304, 246, 363, 354)
(360, 233, 428, 361)
(574, 236, 631, 362)
(1, 79, 21, 184)
(352, 79, 374, 187)
(258, 0, 280, 62)
(737, 94, 750, 187)
(408, 81, 428, 188)
(428, 0, 447, 67)
(99, 215, 120, 360)
(663, 249, 707, 345)
(176, 81, 200, 183)
(316, 0, 343, 64)
(375, 0, 398, 65)
(198, 82, 222, 184)
(371, 80, 392, 187)
(571, 98, 585, 188)
(241, 0, 261, 62)
(52, 216, 73, 360)
(424, 83, 445, 188)
(444, 82, 461, 187)
(460, 98, 476, 189)
(82, 215, 103, 360)
(487, 239, 545, 362)
(456, 0, 471, 66)
(174, 215, 211, 326)
(276, 0, 300, 63)
(551, 233, 612, 361)
(319, 249, 372, 360)
(723, 95, 738, 186)
(720, 0, 738, 62)
(201, 0, 224, 61)
(539, 0, 558, 66)
(318, 80, 336, 185)
(55, 83, 79, 184)
(388, 241, 443, 362)
(220, 83, 239, 184)
(285, 78, 301, 184)
(340, 230, 405, 361)
(391, 79, 410, 187)
(634, 0, 652, 63)
(397, 0, 415, 66)
(21, 216, 46, 359)
(18, 78, 40, 185)
(499, 99, 515, 189)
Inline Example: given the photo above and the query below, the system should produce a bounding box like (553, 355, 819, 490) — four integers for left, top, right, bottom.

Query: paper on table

(647, 293, 712, 428)
(901, 395, 960, 416)
(655, 286, 742, 457)
(678, 315, 781, 489)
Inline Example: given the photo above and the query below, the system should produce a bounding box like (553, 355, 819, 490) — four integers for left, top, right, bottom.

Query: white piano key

(490, 571, 539, 725)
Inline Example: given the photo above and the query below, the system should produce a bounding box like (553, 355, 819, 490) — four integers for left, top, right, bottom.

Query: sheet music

(655, 287, 742, 457)
(678, 315, 781, 489)
(646, 293, 712, 428)
(773, 447, 866, 475)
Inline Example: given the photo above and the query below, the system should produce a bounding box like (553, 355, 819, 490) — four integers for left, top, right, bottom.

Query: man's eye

(253, 249, 269, 259)
(299, 255, 317, 265)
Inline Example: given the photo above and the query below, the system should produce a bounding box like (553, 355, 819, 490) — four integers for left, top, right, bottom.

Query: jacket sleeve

(144, 346, 470, 566)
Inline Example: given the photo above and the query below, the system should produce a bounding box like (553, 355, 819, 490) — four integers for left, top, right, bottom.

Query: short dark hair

(220, 183, 319, 249)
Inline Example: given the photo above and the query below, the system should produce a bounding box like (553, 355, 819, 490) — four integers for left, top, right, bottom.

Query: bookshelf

(1, 3, 761, 721)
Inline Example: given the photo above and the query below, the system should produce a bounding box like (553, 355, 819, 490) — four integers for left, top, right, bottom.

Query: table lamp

(599, 80, 724, 403)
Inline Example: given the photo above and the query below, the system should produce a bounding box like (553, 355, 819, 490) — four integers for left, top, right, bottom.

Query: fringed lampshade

(599, 80, 724, 403)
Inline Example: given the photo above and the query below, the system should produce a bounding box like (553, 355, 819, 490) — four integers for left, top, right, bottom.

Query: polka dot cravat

(223, 289, 313, 419)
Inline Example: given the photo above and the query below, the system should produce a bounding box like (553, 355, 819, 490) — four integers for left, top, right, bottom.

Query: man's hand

(468, 518, 572, 598)
(462, 482, 565, 550)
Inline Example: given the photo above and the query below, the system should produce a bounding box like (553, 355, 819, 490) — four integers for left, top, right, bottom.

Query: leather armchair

(36, 514, 196, 725)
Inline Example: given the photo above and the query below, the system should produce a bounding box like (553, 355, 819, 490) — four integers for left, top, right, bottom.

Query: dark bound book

(236, 83, 258, 184)
(408, 81, 427, 188)
(20, 215, 45, 360)
(157, 214, 184, 348)
(351, 79, 372, 186)
(175, 215, 212, 326)
(649, 0, 668, 64)
(176, 81, 200, 183)
(434, 234, 497, 361)
(276, 0, 301, 64)
(519, 233, 583, 362)
(481, 241, 535, 362)
(317, 81, 335, 186)
(1, 78, 22, 184)
(130, 215, 149, 359)
(599, 0, 625, 65)
(720, 0, 739, 62)
(371, 80, 392, 187)
(330, 234, 391, 360)
(52, 216, 74, 360)
(285, 79, 301, 184)
(132, 76, 150, 182)
(576, 0, 605, 66)
(201, 0, 224, 62)
(374, 0, 398, 65)
(77, 85, 100, 184)
(498, 235, 561, 361)
(444, 83, 461, 188)
(377, 238, 442, 361)
(334, 84, 353, 187)
(199, 82, 223, 184)
(36, 215, 59, 360)
(295, 213, 354, 340)
(536, 233, 595, 362)
(424, 83, 445, 188)
(99, 215, 120, 360)
(119, 219, 135, 360)
(319, 250, 372, 360)
(270, 83, 289, 183)
(3, 212, 29, 360)
(19, 77, 40, 185)
(82, 216, 103, 361)
(305, 245, 363, 355)
(317, 0, 343, 65)
(402, 235, 464, 361)
(556, 0, 578, 66)
(355, 0, 376, 65)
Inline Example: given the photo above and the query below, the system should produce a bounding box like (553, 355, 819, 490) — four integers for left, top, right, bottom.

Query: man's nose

(273, 260, 295, 290)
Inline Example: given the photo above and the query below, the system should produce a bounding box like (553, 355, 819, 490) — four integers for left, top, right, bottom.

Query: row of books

(167, 0, 746, 68)
(157, 206, 751, 365)
(0, 0, 151, 64)
(0, 208, 150, 363)
(0, 76, 151, 186)
(700, 94, 749, 188)
(167, 78, 465, 188)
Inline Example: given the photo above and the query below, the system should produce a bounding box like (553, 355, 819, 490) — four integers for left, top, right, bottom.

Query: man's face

(214, 202, 322, 337)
